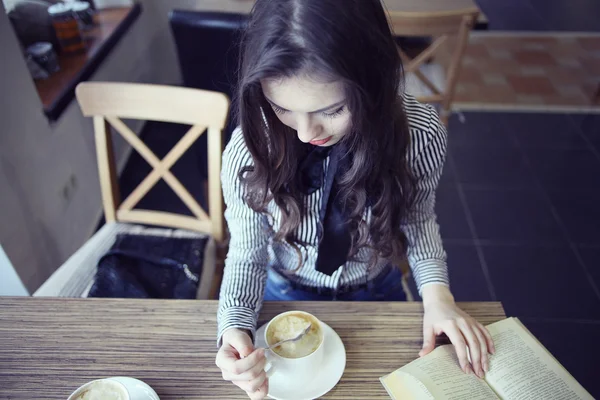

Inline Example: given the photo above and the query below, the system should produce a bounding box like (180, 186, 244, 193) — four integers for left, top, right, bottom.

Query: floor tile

(438, 154, 456, 187)
(570, 114, 600, 153)
(464, 189, 565, 244)
(436, 184, 471, 240)
(454, 35, 600, 110)
(446, 245, 493, 301)
(405, 244, 492, 302)
(518, 319, 600, 397)
(483, 245, 600, 319)
(452, 146, 535, 188)
(524, 148, 600, 189)
(508, 113, 588, 149)
(548, 190, 600, 244)
(576, 247, 600, 292)
(448, 112, 516, 148)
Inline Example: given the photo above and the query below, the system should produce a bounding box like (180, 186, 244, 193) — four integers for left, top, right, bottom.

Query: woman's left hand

(420, 284, 496, 379)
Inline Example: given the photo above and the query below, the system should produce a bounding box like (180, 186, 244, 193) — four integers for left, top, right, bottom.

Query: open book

(380, 318, 593, 400)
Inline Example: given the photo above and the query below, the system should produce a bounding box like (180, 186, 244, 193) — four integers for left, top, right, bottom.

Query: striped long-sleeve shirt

(217, 94, 449, 341)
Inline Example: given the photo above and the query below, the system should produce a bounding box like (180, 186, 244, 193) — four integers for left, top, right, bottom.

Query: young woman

(215, 0, 495, 398)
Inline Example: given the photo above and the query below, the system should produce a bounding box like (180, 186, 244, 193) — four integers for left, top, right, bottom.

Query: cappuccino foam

(71, 380, 128, 400)
(267, 312, 322, 358)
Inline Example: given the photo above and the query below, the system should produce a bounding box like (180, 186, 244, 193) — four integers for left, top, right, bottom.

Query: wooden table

(0, 298, 505, 399)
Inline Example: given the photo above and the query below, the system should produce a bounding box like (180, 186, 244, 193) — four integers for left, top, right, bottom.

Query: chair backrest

(169, 10, 247, 144)
(76, 82, 229, 242)
(389, 9, 479, 125)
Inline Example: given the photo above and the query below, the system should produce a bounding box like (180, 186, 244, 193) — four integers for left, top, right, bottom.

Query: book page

(398, 345, 501, 400)
(485, 318, 593, 400)
(380, 371, 435, 400)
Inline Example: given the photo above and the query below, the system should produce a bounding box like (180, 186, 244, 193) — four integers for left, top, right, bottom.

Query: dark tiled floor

(445, 244, 494, 301)
(577, 247, 600, 290)
(519, 319, 600, 396)
(443, 111, 600, 396)
(436, 184, 471, 240)
(482, 244, 600, 319)
(548, 189, 600, 244)
(524, 148, 600, 190)
(463, 188, 566, 244)
(477, 0, 600, 31)
(452, 146, 536, 188)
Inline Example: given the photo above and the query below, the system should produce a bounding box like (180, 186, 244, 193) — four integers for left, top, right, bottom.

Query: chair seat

(33, 223, 216, 299)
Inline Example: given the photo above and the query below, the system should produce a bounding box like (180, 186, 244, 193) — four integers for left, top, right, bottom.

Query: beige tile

(455, 33, 600, 112)
(557, 58, 582, 68)
(556, 85, 586, 97)
(482, 73, 508, 85)
(520, 66, 546, 76)
(515, 50, 557, 66)
(488, 48, 512, 60)
(508, 75, 556, 96)
(516, 94, 546, 104)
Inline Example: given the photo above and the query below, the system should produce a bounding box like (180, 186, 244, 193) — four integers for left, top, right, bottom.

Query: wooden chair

(34, 82, 229, 299)
(390, 9, 479, 125)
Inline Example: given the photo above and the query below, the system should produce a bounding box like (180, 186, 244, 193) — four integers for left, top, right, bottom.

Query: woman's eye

(322, 106, 346, 118)
(271, 104, 288, 115)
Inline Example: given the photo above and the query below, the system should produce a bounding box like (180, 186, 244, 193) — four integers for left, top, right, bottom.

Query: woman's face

(261, 74, 352, 147)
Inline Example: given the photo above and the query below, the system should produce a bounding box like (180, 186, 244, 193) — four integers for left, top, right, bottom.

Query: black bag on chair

(88, 233, 208, 299)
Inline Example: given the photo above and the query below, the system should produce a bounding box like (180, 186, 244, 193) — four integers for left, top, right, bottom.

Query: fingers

(457, 320, 484, 378)
(442, 322, 472, 375)
(226, 329, 255, 358)
(247, 380, 269, 400)
(472, 324, 490, 373)
(477, 322, 496, 355)
(219, 347, 265, 377)
(234, 348, 266, 374)
(234, 370, 268, 394)
(419, 325, 436, 357)
(218, 329, 268, 399)
(223, 355, 268, 381)
(215, 344, 239, 372)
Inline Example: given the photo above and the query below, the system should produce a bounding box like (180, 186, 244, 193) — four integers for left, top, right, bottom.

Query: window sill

(35, 3, 142, 121)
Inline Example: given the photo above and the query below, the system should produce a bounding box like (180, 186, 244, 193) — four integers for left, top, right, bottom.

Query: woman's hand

(420, 284, 496, 379)
(216, 328, 269, 399)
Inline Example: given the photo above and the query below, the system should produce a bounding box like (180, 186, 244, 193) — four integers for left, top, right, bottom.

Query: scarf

(295, 143, 352, 276)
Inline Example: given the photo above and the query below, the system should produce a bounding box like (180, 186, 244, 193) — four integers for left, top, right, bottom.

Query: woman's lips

(309, 136, 333, 146)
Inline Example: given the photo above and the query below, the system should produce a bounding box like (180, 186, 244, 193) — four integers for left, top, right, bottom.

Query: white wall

(0, 245, 29, 296)
(0, 1, 181, 292)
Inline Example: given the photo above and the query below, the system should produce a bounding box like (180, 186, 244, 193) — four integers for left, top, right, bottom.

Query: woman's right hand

(216, 328, 269, 399)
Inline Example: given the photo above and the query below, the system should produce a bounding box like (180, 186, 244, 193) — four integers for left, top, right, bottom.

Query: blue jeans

(264, 266, 406, 301)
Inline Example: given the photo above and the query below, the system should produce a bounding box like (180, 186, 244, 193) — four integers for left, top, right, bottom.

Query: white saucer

(255, 321, 346, 400)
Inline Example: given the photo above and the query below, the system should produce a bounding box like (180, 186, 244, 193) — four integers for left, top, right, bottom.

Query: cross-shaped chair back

(75, 82, 229, 242)
(389, 8, 479, 125)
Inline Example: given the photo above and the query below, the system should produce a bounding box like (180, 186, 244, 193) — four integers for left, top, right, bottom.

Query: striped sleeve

(403, 97, 450, 294)
(217, 128, 270, 345)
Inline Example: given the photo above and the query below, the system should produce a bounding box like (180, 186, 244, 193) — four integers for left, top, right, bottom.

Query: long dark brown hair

(235, 0, 416, 269)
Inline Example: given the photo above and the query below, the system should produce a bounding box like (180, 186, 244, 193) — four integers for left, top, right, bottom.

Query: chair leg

(441, 112, 450, 127)
(209, 242, 228, 299)
(398, 259, 416, 301)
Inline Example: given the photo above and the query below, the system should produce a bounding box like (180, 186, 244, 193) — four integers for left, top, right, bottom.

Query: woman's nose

(296, 115, 323, 143)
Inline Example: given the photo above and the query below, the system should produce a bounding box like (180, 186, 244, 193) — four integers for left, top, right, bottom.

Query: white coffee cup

(263, 311, 325, 382)
(67, 377, 159, 400)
